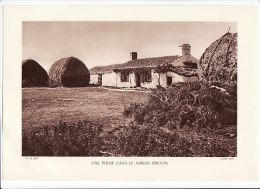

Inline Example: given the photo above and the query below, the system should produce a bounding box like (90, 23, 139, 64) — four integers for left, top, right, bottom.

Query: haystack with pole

(198, 32, 237, 83)
(22, 59, 49, 88)
(197, 31, 237, 126)
(49, 56, 90, 87)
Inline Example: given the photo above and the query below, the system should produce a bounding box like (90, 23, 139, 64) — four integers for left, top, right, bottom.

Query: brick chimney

(130, 52, 138, 60)
(179, 44, 191, 55)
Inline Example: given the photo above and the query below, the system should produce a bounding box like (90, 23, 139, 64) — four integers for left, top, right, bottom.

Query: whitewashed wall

(159, 72, 167, 87)
(89, 74, 99, 85)
(102, 72, 117, 87)
(102, 72, 137, 87)
(183, 76, 199, 82)
(142, 71, 166, 88)
(167, 72, 185, 82)
(115, 72, 136, 88)
(167, 71, 198, 83)
(101, 70, 197, 88)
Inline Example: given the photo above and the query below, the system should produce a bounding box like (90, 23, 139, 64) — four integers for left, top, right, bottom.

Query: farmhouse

(22, 59, 49, 88)
(89, 44, 198, 88)
(49, 56, 90, 87)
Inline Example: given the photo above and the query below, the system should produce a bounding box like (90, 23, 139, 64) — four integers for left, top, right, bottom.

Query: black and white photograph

(22, 21, 237, 157)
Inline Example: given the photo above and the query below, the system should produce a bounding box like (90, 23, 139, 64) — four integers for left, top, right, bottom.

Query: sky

(23, 22, 237, 72)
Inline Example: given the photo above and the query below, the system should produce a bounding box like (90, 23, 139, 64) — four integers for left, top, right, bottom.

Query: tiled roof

(89, 63, 124, 74)
(90, 56, 178, 74)
(169, 66, 198, 77)
(172, 54, 198, 66)
(89, 54, 199, 77)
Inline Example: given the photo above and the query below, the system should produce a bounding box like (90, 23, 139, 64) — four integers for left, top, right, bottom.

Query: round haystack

(198, 32, 237, 83)
(49, 56, 90, 87)
(22, 59, 49, 87)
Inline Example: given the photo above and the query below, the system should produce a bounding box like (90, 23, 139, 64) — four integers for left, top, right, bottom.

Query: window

(142, 70, 152, 82)
(121, 72, 129, 82)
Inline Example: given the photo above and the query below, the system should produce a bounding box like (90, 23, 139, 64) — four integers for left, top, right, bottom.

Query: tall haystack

(49, 56, 90, 87)
(22, 59, 49, 87)
(198, 32, 237, 83)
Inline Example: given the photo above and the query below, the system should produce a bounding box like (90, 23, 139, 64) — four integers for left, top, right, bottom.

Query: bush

(106, 124, 236, 157)
(22, 120, 103, 156)
(123, 81, 237, 129)
(22, 117, 236, 157)
(106, 124, 193, 156)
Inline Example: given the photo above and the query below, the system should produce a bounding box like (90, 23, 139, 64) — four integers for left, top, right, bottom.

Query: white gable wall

(90, 74, 99, 85)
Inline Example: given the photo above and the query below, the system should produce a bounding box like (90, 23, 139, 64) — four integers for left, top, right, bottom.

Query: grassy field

(22, 85, 236, 157)
(22, 87, 148, 131)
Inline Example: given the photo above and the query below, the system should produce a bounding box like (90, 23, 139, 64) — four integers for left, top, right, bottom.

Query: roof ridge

(126, 55, 178, 62)
(90, 55, 179, 74)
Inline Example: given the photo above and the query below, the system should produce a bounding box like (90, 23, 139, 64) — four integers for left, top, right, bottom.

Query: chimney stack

(179, 44, 191, 55)
(130, 52, 138, 60)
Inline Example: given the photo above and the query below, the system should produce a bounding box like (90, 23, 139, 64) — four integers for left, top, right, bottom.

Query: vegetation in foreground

(23, 82, 237, 157)
(22, 119, 236, 157)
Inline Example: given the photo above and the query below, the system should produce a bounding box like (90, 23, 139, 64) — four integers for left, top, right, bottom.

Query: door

(135, 73, 141, 87)
(98, 74, 102, 85)
(167, 76, 172, 86)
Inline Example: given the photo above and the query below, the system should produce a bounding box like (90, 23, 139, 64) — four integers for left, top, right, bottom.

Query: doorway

(167, 76, 172, 86)
(98, 74, 102, 86)
(135, 73, 141, 87)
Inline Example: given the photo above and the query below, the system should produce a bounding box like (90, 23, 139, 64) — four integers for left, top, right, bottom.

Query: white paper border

(1, 0, 260, 188)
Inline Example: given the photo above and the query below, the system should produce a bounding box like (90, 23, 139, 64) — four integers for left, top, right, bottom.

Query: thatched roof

(198, 32, 237, 83)
(49, 56, 90, 87)
(22, 59, 49, 87)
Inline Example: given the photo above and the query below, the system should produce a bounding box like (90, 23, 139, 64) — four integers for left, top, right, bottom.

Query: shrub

(107, 124, 236, 157)
(107, 124, 193, 157)
(22, 117, 236, 157)
(22, 120, 103, 156)
(123, 81, 237, 129)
